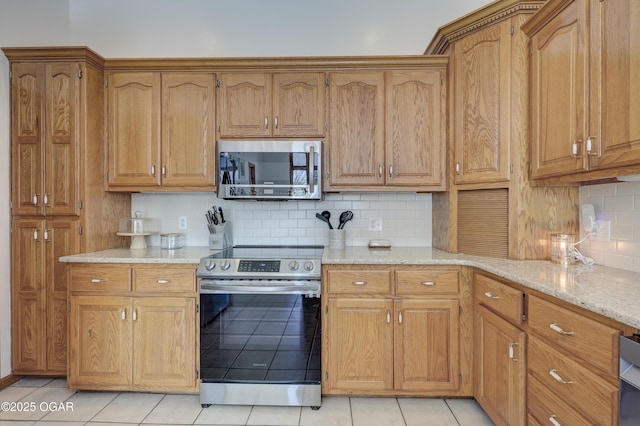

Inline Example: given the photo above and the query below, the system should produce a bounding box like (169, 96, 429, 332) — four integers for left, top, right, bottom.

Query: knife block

(209, 223, 231, 250)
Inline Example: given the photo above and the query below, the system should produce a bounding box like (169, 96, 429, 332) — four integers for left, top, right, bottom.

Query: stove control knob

(220, 260, 231, 271)
(289, 260, 300, 271)
(304, 261, 315, 272)
(204, 260, 216, 271)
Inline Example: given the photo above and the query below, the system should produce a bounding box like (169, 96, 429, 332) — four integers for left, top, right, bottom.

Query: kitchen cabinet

(68, 263, 198, 392)
(474, 273, 526, 426)
(4, 47, 131, 376)
(524, 0, 640, 182)
(322, 265, 471, 396)
(425, 1, 579, 260)
(327, 69, 445, 190)
(106, 72, 216, 190)
(216, 72, 326, 138)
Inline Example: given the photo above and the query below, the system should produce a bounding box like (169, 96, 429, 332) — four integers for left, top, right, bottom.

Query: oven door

(199, 279, 321, 407)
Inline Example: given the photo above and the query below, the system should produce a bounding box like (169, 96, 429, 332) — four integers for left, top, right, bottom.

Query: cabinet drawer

(326, 270, 392, 294)
(71, 265, 131, 292)
(527, 375, 593, 426)
(395, 269, 459, 295)
(528, 295, 619, 377)
(475, 274, 524, 324)
(528, 335, 618, 426)
(133, 266, 196, 293)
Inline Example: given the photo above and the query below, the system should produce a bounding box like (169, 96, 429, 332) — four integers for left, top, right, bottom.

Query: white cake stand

(117, 232, 152, 250)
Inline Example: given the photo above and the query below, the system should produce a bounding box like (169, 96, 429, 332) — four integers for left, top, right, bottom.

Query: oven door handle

(200, 279, 320, 294)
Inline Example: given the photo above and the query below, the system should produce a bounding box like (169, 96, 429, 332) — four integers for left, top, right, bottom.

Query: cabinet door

(394, 299, 459, 392)
(588, 0, 640, 170)
(132, 297, 196, 391)
(161, 73, 216, 187)
(326, 298, 393, 391)
(44, 62, 79, 215)
(386, 70, 445, 187)
(107, 72, 161, 187)
(69, 296, 132, 388)
(529, 0, 588, 179)
(11, 62, 44, 216)
(272, 72, 326, 137)
(11, 219, 46, 372)
(453, 21, 511, 184)
(45, 218, 80, 372)
(217, 73, 271, 137)
(474, 305, 526, 426)
(328, 72, 385, 187)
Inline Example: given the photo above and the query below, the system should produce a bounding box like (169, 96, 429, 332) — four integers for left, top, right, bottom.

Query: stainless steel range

(196, 245, 322, 409)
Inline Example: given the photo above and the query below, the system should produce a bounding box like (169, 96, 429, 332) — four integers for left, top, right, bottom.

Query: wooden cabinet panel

(69, 295, 132, 388)
(133, 297, 196, 390)
(395, 268, 459, 296)
(529, 0, 588, 179)
(528, 295, 619, 377)
(133, 265, 195, 293)
(386, 70, 444, 187)
(326, 298, 394, 392)
(528, 335, 618, 425)
(475, 305, 526, 426)
(107, 72, 161, 187)
(328, 72, 385, 187)
(527, 375, 592, 426)
(272, 72, 326, 137)
(475, 273, 524, 325)
(161, 73, 215, 187)
(71, 264, 131, 293)
(217, 73, 271, 137)
(394, 299, 459, 392)
(453, 20, 511, 184)
(326, 269, 392, 294)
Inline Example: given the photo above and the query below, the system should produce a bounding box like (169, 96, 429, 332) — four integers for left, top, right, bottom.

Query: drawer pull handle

(132, 309, 137, 321)
(353, 281, 366, 286)
(484, 292, 500, 299)
(386, 311, 391, 323)
(549, 415, 561, 426)
(157, 279, 170, 284)
(509, 342, 519, 362)
(549, 323, 574, 336)
(549, 369, 573, 384)
(121, 309, 126, 320)
(422, 281, 435, 286)
(91, 279, 106, 283)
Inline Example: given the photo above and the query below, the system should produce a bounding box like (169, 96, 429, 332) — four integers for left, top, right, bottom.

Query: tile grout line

(395, 398, 408, 426)
(444, 399, 463, 426)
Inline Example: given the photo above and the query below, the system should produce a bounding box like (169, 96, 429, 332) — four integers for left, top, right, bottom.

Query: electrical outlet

(178, 216, 187, 230)
(591, 220, 611, 242)
(369, 217, 383, 231)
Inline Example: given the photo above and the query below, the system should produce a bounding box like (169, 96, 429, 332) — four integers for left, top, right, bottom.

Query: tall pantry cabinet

(3, 47, 130, 375)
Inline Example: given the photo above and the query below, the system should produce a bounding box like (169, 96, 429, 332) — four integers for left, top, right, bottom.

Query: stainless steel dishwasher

(620, 335, 640, 425)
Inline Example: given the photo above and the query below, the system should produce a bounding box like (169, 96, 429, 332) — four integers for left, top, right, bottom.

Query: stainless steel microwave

(217, 140, 323, 201)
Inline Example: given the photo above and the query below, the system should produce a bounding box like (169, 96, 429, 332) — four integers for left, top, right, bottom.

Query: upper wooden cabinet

(524, 0, 640, 181)
(11, 62, 80, 216)
(327, 69, 446, 191)
(107, 72, 216, 190)
(217, 72, 326, 138)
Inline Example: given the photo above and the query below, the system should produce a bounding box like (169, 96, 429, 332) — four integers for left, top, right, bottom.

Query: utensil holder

(328, 229, 345, 250)
(209, 223, 231, 250)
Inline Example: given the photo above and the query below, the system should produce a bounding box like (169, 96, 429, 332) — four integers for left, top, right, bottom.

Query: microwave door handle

(307, 146, 316, 187)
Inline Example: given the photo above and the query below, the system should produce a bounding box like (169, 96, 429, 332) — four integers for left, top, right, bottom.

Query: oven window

(200, 294, 321, 383)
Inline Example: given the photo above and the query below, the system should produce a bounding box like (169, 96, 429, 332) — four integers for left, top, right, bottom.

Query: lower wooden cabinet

(67, 264, 198, 393)
(322, 265, 471, 396)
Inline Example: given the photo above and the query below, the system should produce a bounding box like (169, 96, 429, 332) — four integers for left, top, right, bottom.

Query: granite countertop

(61, 246, 640, 329)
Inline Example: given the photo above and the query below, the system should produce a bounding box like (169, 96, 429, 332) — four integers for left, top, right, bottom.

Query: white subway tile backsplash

(131, 192, 432, 248)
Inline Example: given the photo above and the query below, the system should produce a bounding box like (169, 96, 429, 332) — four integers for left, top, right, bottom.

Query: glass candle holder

(550, 233, 575, 265)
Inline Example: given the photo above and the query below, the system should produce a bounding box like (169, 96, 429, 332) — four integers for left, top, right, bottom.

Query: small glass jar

(550, 233, 575, 265)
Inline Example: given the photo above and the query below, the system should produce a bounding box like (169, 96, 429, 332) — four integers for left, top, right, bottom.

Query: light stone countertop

(60, 246, 640, 329)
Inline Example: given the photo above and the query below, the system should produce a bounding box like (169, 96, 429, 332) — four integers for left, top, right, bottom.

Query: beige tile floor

(0, 378, 494, 425)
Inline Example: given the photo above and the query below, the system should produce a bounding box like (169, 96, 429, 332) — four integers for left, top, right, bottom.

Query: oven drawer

(528, 335, 618, 426)
(475, 273, 524, 325)
(395, 268, 459, 296)
(326, 269, 392, 294)
(133, 266, 196, 293)
(528, 295, 619, 377)
(71, 265, 131, 292)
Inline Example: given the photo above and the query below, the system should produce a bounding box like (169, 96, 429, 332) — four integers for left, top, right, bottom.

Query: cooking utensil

(321, 211, 333, 229)
(316, 212, 332, 229)
(338, 210, 353, 229)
